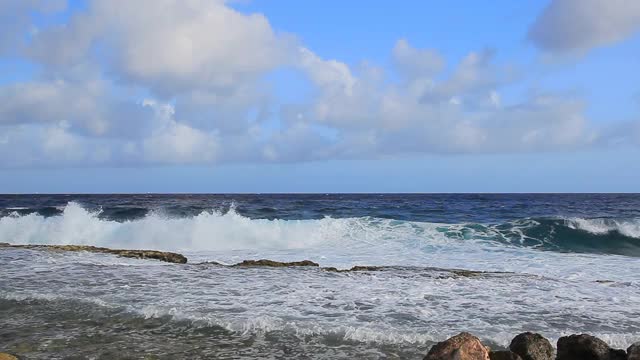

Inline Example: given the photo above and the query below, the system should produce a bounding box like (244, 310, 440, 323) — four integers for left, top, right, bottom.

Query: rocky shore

(0, 243, 503, 277)
(2, 243, 638, 359)
(425, 332, 638, 360)
(1, 332, 637, 360)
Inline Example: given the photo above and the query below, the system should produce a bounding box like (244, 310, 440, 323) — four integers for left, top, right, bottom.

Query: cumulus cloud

(0, 0, 631, 167)
(529, 0, 640, 53)
(28, 0, 295, 97)
(0, 79, 154, 137)
(392, 39, 444, 78)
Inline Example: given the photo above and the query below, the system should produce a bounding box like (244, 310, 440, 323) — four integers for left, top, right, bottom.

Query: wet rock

(322, 265, 384, 272)
(348, 265, 383, 272)
(424, 332, 490, 360)
(233, 259, 319, 267)
(195, 261, 224, 266)
(0, 244, 187, 264)
(509, 332, 554, 360)
(451, 269, 485, 278)
(490, 351, 523, 360)
(111, 249, 187, 264)
(628, 342, 640, 360)
(557, 334, 627, 360)
(0, 353, 19, 360)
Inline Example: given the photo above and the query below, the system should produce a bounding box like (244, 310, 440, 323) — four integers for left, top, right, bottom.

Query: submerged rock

(490, 351, 523, 360)
(424, 332, 490, 360)
(233, 259, 319, 267)
(557, 334, 627, 360)
(628, 342, 640, 360)
(0, 244, 187, 264)
(0, 353, 19, 360)
(509, 332, 554, 360)
(450, 269, 486, 278)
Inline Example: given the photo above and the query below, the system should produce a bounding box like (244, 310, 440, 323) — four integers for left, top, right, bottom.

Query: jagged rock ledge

(1, 243, 515, 276)
(0, 243, 187, 264)
(424, 331, 637, 360)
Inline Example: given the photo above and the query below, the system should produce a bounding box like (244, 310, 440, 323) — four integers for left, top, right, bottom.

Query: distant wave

(1, 202, 639, 257)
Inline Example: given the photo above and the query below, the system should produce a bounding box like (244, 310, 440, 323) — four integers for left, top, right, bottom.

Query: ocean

(1, 194, 639, 359)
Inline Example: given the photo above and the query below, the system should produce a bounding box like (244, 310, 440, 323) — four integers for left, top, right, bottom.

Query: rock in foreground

(557, 334, 627, 360)
(0, 353, 19, 360)
(424, 332, 490, 360)
(509, 332, 554, 360)
(629, 342, 640, 360)
(490, 350, 523, 360)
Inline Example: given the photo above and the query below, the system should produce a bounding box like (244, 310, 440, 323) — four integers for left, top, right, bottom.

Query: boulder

(509, 332, 554, 360)
(424, 332, 490, 360)
(557, 334, 627, 360)
(490, 351, 523, 360)
(628, 342, 640, 360)
(0, 353, 18, 360)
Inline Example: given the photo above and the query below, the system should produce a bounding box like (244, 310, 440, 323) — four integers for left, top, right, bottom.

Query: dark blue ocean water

(1, 194, 640, 359)
(1, 193, 639, 256)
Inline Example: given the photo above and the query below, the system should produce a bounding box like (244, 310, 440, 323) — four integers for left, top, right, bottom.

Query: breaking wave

(1, 202, 639, 258)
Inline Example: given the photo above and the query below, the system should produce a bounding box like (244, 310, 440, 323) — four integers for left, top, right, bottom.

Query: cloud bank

(0, 0, 636, 167)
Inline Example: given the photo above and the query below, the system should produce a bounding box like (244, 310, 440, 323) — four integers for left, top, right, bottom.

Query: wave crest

(1, 202, 640, 259)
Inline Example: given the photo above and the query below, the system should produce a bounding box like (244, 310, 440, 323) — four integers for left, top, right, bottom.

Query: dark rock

(424, 332, 490, 360)
(322, 265, 384, 272)
(322, 267, 340, 272)
(112, 249, 187, 264)
(348, 265, 383, 272)
(610, 349, 628, 360)
(509, 332, 554, 360)
(195, 261, 224, 266)
(233, 259, 319, 267)
(0, 244, 187, 264)
(490, 351, 523, 360)
(628, 342, 640, 360)
(557, 334, 627, 360)
(451, 269, 485, 277)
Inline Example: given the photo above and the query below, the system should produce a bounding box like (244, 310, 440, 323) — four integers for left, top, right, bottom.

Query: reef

(0, 243, 187, 264)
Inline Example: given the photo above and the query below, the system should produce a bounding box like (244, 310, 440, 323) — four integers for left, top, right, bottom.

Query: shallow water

(1, 194, 639, 359)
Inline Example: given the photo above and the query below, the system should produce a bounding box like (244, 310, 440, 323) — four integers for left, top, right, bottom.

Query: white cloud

(28, 0, 295, 97)
(0, 79, 154, 138)
(529, 0, 640, 53)
(295, 43, 596, 155)
(141, 101, 219, 164)
(0, 0, 632, 167)
(392, 39, 444, 78)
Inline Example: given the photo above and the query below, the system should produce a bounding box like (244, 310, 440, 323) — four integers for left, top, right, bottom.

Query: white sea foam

(0, 202, 437, 250)
(567, 217, 640, 238)
(3, 203, 640, 356)
(1, 202, 640, 282)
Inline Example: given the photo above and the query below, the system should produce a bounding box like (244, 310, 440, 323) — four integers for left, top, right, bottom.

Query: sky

(0, 0, 639, 193)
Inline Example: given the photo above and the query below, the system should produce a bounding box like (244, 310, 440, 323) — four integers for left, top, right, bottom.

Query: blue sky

(0, 0, 639, 193)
